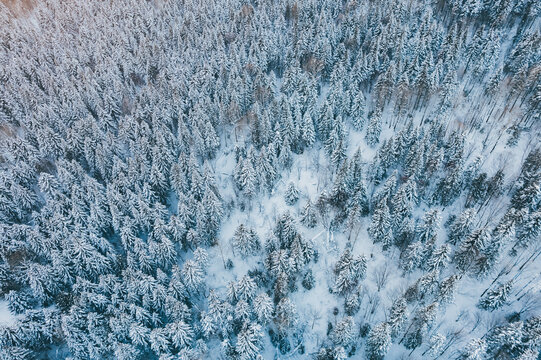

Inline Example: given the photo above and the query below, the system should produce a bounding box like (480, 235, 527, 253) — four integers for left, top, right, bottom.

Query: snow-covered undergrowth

(0, 0, 540, 359)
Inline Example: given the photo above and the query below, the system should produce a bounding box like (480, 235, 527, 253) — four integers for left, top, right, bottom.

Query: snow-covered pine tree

(459, 338, 487, 360)
(366, 322, 391, 360)
(427, 244, 451, 272)
(402, 302, 439, 350)
(331, 316, 356, 348)
(478, 280, 513, 311)
(365, 110, 382, 147)
(334, 249, 367, 295)
(236, 322, 264, 360)
(284, 182, 300, 205)
(349, 90, 366, 130)
(454, 227, 491, 274)
(388, 297, 408, 338)
(181, 260, 205, 293)
(232, 224, 261, 256)
(448, 209, 476, 245)
(300, 199, 318, 228)
(253, 293, 273, 324)
(368, 197, 391, 245)
(301, 111, 316, 148)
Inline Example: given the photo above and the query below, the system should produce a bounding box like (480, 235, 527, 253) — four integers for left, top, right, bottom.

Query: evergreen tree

(236, 322, 263, 360)
(330, 162, 350, 208)
(232, 224, 261, 257)
(416, 210, 441, 244)
(236, 158, 258, 199)
(300, 200, 318, 228)
(435, 164, 464, 206)
(427, 333, 446, 357)
(331, 316, 356, 347)
(168, 321, 194, 350)
(334, 249, 366, 295)
(181, 260, 205, 293)
(516, 210, 541, 249)
(257, 146, 278, 193)
(427, 244, 451, 272)
(349, 90, 366, 130)
(402, 302, 439, 350)
(284, 183, 299, 206)
(459, 338, 487, 360)
(366, 322, 391, 360)
(253, 293, 273, 324)
(454, 228, 491, 273)
(235, 275, 257, 303)
(344, 291, 361, 316)
(301, 111, 316, 148)
(6, 290, 33, 314)
(274, 297, 298, 333)
(235, 300, 252, 323)
(448, 209, 476, 245)
(365, 110, 382, 147)
(388, 297, 408, 338)
(478, 281, 513, 311)
(276, 137, 292, 171)
(391, 181, 416, 228)
(368, 198, 391, 246)
(400, 242, 424, 273)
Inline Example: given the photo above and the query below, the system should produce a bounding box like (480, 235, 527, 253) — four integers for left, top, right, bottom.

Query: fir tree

(388, 298, 408, 338)
(236, 322, 263, 360)
(368, 198, 391, 246)
(274, 297, 298, 333)
(168, 321, 194, 350)
(284, 183, 300, 205)
(459, 338, 487, 360)
(427, 244, 451, 272)
(365, 110, 382, 147)
(232, 224, 261, 257)
(301, 111, 316, 148)
(334, 249, 367, 295)
(400, 242, 424, 273)
(448, 209, 476, 245)
(366, 322, 391, 360)
(478, 281, 513, 311)
(181, 260, 205, 293)
(454, 228, 491, 273)
(427, 333, 446, 357)
(331, 316, 356, 348)
(516, 210, 541, 249)
(349, 91, 366, 130)
(253, 293, 273, 324)
(300, 200, 318, 228)
(402, 302, 439, 350)
(434, 277, 455, 306)
(416, 210, 441, 244)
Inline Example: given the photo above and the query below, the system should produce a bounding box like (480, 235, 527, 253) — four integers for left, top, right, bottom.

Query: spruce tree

(388, 297, 408, 338)
(331, 316, 356, 348)
(284, 183, 300, 206)
(478, 281, 513, 311)
(454, 228, 491, 273)
(366, 322, 391, 360)
(236, 323, 263, 360)
(365, 110, 382, 147)
(368, 198, 391, 245)
(300, 200, 318, 228)
(232, 224, 261, 257)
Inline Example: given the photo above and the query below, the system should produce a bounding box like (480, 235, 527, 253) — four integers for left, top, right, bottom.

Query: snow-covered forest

(0, 0, 540, 359)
